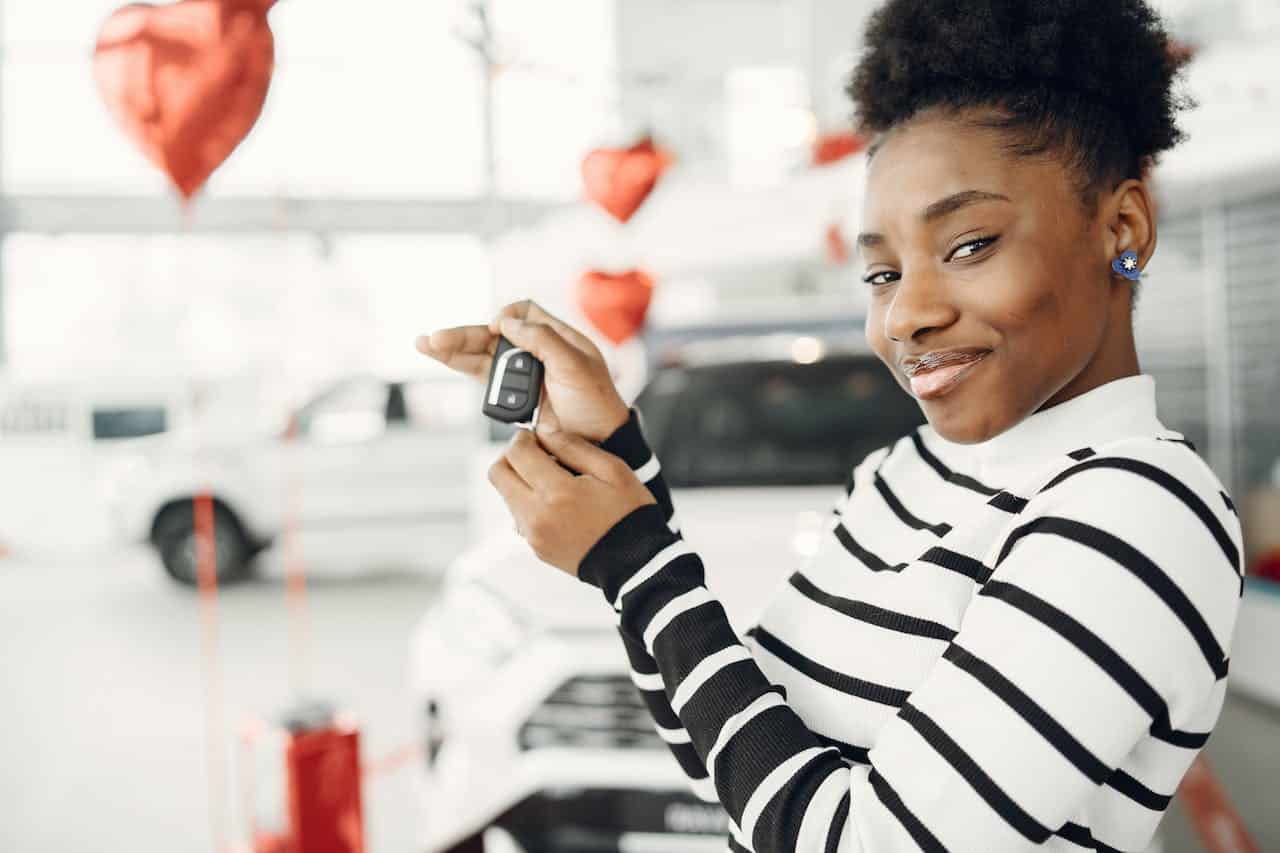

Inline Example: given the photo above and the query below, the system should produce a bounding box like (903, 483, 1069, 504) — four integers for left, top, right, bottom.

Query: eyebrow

(855, 189, 1013, 251)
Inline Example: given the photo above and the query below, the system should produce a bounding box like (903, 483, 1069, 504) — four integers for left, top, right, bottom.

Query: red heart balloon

(812, 131, 866, 167)
(581, 138, 672, 224)
(93, 0, 277, 201)
(577, 270, 656, 346)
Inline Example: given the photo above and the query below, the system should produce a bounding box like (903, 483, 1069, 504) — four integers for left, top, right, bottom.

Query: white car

(101, 374, 478, 584)
(409, 339, 925, 853)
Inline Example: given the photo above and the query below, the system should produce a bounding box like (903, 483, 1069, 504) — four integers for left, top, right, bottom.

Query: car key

(483, 335, 544, 427)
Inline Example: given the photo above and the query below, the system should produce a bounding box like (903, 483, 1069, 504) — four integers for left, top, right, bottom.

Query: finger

(415, 326, 497, 380)
(490, 300, 601, 358)
(538, 428, 629, 483)
(532, 396, 580, 474)
(497, 319, 587, 373)
(505, 428, 572, 488)
(533, 391, 562, 436)
(488, 455, 534, 510)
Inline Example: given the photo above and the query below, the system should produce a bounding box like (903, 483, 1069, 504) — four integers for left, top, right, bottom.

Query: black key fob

(483, 335, 544, 426)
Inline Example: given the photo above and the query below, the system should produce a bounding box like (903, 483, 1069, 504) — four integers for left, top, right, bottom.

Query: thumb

(499, 318, 584, 372)
(538, 429, 627, 483)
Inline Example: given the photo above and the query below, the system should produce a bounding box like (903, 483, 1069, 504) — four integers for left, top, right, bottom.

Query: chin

(919, 402, 1009, 445)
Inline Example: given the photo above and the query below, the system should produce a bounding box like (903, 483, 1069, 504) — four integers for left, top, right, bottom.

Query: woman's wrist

(598, 406, 651, 466)
(577, 502, 679, 598)
(591, 402, 633, 444)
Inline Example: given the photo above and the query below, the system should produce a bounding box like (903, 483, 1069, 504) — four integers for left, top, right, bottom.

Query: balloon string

(180, 202, 231, 852)
(361, 739, 426, 779)
(194, 491, 230, 852)
(284, 429, 309, 699)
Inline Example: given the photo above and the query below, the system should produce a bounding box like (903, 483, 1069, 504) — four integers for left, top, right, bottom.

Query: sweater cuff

(599, 407, 653, 470)
(577, 502, 679, 602)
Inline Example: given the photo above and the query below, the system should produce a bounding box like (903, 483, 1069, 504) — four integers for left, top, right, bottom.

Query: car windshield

(636, 356, 925, 488)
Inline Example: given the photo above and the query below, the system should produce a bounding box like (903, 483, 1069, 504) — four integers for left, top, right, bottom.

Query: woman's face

(859, 108, 1144, 444)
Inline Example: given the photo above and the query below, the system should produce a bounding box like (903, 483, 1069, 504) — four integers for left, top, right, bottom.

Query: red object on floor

(1177, 755, 1259, 853)
(286, 725, 364, 853)
(93, 0, 278, 201)
(581, 137, 672, 224)
(577, 269, 655, 346)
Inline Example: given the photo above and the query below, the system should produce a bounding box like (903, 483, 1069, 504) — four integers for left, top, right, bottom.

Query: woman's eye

(862, 269, 900, 287)
(947, 235, 999, 261)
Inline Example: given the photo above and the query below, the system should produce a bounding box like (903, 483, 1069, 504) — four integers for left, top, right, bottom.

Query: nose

(882, 267, 958, 343)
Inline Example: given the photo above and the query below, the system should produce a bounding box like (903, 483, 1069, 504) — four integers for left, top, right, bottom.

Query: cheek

(948, 250, 1065, 378)
(985, 273, 1091, 386)
(988, 281, 1054, 330)
(968, 242, 1063, 329)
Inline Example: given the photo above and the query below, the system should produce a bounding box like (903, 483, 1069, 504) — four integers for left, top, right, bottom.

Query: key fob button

(499, 389, 528, 410)
(500, 371, 531, 392)
(508, 354, 533, 374)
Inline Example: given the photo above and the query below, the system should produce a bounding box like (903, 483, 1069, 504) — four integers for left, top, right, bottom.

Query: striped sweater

(581, 373, 1244, 853)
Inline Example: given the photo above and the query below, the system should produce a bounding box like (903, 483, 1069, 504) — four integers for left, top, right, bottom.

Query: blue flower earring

(1112, 249, 1141, 281)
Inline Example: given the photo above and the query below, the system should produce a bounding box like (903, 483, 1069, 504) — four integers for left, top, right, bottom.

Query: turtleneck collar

(925, 373, 1166, 480)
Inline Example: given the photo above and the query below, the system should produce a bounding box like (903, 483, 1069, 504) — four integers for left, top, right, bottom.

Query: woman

(417, 1, 1244, 850)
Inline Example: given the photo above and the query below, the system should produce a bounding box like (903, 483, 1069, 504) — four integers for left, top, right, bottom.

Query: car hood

(448, 483, 838, 635)
(449, 531, 618, 632)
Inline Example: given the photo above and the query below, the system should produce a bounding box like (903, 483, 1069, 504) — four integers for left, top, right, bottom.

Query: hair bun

(848, 0, 1192, 181)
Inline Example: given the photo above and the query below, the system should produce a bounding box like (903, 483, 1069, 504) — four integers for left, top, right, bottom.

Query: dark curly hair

(845, 0, 1194, 207)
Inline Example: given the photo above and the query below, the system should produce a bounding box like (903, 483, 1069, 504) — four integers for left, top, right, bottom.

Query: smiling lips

(906, 350, 992, 399)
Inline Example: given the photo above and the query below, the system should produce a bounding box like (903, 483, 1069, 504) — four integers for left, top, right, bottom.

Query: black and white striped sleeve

(578, 434, 1243, 852)
(599, 407, 717, 801)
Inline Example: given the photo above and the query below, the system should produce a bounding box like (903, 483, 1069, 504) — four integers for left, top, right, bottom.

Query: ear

(1101, 178, 1157, 270)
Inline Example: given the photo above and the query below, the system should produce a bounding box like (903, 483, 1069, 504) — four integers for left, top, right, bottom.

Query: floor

(1, 542, 1276, 853)
(0, 543, 437, 853)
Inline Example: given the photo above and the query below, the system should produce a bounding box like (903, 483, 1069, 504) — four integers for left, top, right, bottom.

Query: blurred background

(1, 1, 1278, 851)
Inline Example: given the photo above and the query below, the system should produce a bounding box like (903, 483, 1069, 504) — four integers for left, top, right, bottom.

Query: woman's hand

(490, 427, 656, 575)
(415, 299, 630, 443)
